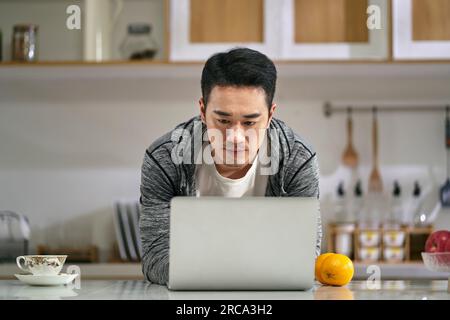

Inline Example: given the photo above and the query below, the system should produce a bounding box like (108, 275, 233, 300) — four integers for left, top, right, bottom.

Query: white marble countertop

(1, 262, 448, 280)
(1, 280, 449, 300)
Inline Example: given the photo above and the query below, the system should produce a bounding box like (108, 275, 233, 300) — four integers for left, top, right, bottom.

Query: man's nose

(226, 126, 246, 145)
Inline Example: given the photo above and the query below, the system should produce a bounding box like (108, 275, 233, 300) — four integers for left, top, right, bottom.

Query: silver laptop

(168, 196, 319, 291)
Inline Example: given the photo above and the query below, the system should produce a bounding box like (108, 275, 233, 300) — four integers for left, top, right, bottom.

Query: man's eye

(244, 121, 256, 126)
(217, 119, 230, 124)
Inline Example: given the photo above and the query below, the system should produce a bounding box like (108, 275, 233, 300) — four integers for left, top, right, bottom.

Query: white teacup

(16, 255, 67, 276)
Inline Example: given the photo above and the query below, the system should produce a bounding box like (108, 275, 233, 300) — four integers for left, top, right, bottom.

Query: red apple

(442, 239, 450, 264)
(425, 230, 450, 253)
(445, 237, 450, 252)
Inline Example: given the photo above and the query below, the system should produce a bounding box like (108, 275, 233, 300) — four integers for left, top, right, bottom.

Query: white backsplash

(1, 64, 450, 259)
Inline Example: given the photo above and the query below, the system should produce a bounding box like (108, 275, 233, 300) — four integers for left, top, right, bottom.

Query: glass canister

(120, 23, 158, 60)
(12, 24, 39, 62)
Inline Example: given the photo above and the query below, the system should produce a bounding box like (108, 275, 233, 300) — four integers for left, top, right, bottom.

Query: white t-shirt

(195, 146, 268, 197)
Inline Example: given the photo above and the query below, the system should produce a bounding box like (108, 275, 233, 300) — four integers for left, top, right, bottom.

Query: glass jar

(120, 23, 158, 60)
(12, 24, 39, 62)
(334, 223, 355, 258)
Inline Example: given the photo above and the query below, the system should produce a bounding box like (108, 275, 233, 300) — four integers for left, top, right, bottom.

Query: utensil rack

(324, 102, 449, 117)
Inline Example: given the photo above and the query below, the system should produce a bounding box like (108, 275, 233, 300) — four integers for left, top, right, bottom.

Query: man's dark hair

(201, 47, 277, 109)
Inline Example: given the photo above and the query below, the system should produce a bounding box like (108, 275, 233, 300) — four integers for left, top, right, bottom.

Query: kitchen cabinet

(280, 0, 389, 60)
(169, 0, 281, 61)
(2, 0, 450, 65)
(393, 0, 450, 60)
(169, 0, 389, 61)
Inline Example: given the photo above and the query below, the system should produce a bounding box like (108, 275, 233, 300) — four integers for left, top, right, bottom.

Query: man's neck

(213, 151, 259, 179)
(214, 162, 253, 179)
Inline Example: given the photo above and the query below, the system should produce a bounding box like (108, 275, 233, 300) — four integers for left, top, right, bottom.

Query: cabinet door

(169, 0, 281, 61)
(280, 0, 389, 60)
(393, 0, 450, 59)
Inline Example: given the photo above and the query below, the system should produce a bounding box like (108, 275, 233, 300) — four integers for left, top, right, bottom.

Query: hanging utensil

(342, 107, 359, 168)
(440, 105, 450, 206)
(368, 107, 383, 193)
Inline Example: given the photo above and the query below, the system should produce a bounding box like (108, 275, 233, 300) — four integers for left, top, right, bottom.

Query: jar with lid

(120, 23, 158, 60)
(12, 24, 39, 62)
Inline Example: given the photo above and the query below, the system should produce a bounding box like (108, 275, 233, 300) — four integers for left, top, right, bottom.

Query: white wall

(1, 63, 450, 259)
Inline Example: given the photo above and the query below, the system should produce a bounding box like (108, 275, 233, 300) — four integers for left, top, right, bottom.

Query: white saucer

(15, 273, 78, 286)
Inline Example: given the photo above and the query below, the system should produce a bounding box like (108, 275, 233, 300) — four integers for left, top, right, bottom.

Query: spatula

(342, 107, 359, 168)
(368, 107, 383, 193)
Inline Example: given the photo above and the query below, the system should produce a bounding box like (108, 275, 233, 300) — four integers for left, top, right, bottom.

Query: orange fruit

(315, 253, 334, 284)
(319, 253, 354, 286)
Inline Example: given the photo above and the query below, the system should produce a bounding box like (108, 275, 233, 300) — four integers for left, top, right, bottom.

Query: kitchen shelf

(327, 223, 434, 264)
(0, 60, 173, 66)
(1, 62, 450, 82)
(2, 60, 450, 67)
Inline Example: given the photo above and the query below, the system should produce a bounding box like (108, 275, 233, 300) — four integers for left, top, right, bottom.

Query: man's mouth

(224, 148, 247, 152)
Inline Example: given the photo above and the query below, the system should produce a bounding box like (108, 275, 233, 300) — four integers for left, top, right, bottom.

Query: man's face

(200, 86, 276, 168)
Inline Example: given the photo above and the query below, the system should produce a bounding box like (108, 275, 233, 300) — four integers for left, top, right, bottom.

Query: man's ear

(199, 97, 206, 123)
(267, 103, 277, 128)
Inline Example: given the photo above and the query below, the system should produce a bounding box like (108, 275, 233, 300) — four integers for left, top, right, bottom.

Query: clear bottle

(360, 183, 383, 230)
(351, 180, 364, 224)
(357, 179, 373, 226)
(334, 181, 347, 223)
(403, 181, 422, 226)
(333, 181, 355, 257)
(383, 180, 403, 230)
(120, 23, 158, 60)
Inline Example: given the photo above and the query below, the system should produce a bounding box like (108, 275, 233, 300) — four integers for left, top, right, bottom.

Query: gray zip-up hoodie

(139, 115, 321, 285)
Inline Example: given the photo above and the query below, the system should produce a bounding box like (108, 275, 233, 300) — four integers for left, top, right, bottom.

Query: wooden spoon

(342, 107, 359, 168)
(368, 107, 383, 193)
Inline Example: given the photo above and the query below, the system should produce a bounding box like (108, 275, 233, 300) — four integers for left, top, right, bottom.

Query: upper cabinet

(169, 0, 389, 61)
(1, 0, 450, 64)
(169, 0, 281, 61)
(280, 0, 388, 60)
(393, 0, 450, 60)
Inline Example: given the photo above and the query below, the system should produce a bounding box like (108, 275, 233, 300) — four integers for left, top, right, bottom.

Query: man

(140, 48, 321, 285)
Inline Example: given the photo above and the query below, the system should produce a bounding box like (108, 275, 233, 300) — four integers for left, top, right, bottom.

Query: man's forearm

(142, 246, 169, 285)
